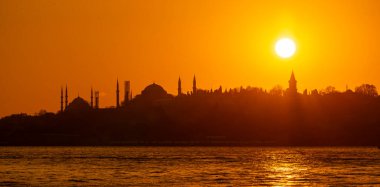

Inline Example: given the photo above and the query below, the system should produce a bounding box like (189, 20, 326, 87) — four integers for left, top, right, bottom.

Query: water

(0, 147, 379, 186)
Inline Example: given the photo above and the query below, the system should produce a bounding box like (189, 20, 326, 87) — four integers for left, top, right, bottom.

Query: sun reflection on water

(262, 150, 311, 186)
(0, 147, 379, 186)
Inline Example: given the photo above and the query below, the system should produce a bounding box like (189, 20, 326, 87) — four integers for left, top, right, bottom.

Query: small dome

(66, 97, 91, 112)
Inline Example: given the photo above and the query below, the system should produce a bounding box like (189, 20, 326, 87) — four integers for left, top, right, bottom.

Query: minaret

(90, 87, 94, 108)
(288, 70, 297, 95)
(65, 85, 68, 110)
(95, 91, 99, 109)
(60, 87, 63, 112)
(116, 79, 120, 108)
(193, 75, 197, 94)
(178, 76, 182, 96)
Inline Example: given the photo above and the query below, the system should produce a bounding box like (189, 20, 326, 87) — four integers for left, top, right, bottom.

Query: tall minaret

(95, 91, 99, 109)
(65, 85, 68, 110)
(193, 75, 197, 94)
(178, 76, 182, 96)
(116, 78, 120, 108)
(60, 86, 63, 112)
(90, 87, 94, 108)
(288, 70, 297, 95)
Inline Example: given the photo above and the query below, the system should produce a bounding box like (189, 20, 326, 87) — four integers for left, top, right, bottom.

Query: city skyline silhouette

(0, 70, 379, 146)
(2, 69, 378, 116)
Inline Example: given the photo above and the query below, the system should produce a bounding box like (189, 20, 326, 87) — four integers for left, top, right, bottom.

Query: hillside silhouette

(0, 74, 379, 146)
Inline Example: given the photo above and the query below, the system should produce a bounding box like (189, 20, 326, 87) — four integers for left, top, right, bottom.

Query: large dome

(66, 97, 91, 112)
(141, 83, 167, 97)
(134, 83, 172, 103)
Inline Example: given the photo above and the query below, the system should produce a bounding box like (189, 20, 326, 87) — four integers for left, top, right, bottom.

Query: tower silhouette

(60, 87, 63, 112)
(178, 76, 182, 96)
(65, 85, 68, 110)
(193, 75, 197, 94)
(90, 87, 94, 108)
(124, 81, 130, 104)
(116, 79, 120, 108)
(288, 70, 297, 95)
(95, 91, 99, 109)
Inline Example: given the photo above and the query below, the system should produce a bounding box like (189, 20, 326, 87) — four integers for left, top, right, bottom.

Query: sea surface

(0, 147, 379, 186)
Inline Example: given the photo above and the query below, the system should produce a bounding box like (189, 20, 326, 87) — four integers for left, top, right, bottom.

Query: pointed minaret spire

(288, 70, 297, 95)
(65, 85, 68, 110)
(193, 74, 197, 95)
(116, 78, 120, 108)
(60, 86, 63, 112)
(178, 76, 182, 96)
(290, 70, 296, 81)
(90, 87, 94, 108)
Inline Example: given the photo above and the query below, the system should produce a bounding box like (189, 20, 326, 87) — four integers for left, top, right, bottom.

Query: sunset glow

(0, 1, 380, 185)
(2, 1, 380, 116)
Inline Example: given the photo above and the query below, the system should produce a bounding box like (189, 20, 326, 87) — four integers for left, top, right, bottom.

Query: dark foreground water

(0, 147, 379, 186)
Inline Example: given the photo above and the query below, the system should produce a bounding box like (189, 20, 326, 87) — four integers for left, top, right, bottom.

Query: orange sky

(1, 0, 380, 116)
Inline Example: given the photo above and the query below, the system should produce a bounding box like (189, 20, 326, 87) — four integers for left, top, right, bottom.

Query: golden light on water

(275, 38, 296, 58)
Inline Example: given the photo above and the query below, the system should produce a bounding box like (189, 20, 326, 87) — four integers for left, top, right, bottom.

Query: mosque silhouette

(61, 71, 298, 113)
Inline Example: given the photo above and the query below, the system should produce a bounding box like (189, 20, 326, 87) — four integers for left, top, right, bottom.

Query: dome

(66, 97, 91, 112)
(134, 83, 172, 103)
(141, 83, 167, 97)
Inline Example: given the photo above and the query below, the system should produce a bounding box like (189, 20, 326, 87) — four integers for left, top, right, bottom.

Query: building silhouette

(178, 77, 182, 96)
(60, 87, 64, 112)
(134, 83, 173, 103)
(116, 79, 120, 108)
(90, 87, 94, 108)
(59, 72, 300, 111)
(65, 96, 91, 112)
(124, 81, 131, 105)
(193, 75, 197, 94)
(95, 91, 99, 109)
(65, 85, 68, 110)
(288, 70, 297, 95)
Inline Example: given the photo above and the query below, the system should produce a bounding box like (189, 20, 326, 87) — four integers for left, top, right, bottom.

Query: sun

(275, 38, 296, 58)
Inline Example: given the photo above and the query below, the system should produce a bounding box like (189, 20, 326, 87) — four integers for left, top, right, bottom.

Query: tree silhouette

(320, 86, 337, 95)
(269, 85, 284, 96)
(355, 84, 378, 96)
